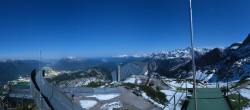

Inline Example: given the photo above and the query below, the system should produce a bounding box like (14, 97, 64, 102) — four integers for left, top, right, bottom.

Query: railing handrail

(229, 83, 250, 107)
(163, 81, 186, 109)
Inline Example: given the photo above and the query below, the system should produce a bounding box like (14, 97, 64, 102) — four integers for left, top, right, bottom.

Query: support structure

(117, 64, 121, 82)
(39, 50, 41, 70)
(189, 0, 197, 110)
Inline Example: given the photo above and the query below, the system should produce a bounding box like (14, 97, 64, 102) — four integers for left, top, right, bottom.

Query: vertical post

(22, 96, 23, 107)
(238, 93, 241, 110)
(189, 0, 197, 110)
(227, 78, 229, 96)
(185, 79, 187, 99)
(174, 95, 176, 110)
(206, 81, 207, 88)
(38, 50, 42, 70)
(117, 64, 121, 82)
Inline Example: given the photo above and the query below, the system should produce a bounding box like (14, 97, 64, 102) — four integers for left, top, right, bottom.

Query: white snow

(239, 88, 250, 110)
(114, 54, 129, 57)
(160, 90, 187, 110)
(137, 79, 142, 84)
(141, 92, 164, 108)
(186, 70, 210, 81)
(244, 107, 250, 110)
(67, 56, 77, 59)
(144, 71, 148, 75)
(162, 79, 194, 89)
(230, 46, 239, 49)
(239, 88, 250, 99)
(123, 77, 135, 83)
(101, 101, 123, 110)
(150, 48, 210, 60)
(87, 94, 120, 101)
(246, 85, 250, 89)
(79, 100, 97, 109)
(133, 54, 149, 58)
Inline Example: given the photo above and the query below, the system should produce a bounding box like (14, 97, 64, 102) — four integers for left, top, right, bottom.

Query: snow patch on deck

(87, 94, 120, 101)
(79, 100, 97, 109)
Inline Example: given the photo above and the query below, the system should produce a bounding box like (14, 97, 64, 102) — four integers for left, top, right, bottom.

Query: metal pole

(174, 95, 176, 110)
(238, 93, 241, 110)
(189, 0, 197, 110)
(227, 78, 229, 96)
(39, 50, 41, 70)
(186, 79, 187, 99)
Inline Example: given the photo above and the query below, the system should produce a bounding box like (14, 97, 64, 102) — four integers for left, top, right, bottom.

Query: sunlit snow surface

(144, 71, 148, 75)
(161, 90, 186, 110)
(237, 87, 250, 110)
(87, 94, 120, 101)
(101, 101, 123, 110)
(240, 88, 250, 99)
(123, 77, 136, 83)
(79, 100, 97, 109)
(141, 92, 164, 108)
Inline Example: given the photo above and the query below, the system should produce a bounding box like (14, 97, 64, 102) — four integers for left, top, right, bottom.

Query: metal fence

(112, 63, 147, 81)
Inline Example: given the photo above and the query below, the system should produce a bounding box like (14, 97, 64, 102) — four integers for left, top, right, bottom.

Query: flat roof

(187, 88, 230, 110)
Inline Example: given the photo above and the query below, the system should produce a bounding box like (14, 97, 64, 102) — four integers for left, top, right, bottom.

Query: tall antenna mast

(189, 0, 197, 110)
(39, 50, 41, 70)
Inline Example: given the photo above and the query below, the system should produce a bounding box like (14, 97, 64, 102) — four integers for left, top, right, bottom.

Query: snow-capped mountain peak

(113, 55, 130, 58)
(150, 47, 211, 60)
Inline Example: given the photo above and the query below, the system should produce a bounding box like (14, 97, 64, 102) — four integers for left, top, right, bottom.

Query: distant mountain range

(150, 47, 210, 60)
(0, 48, 212, 82)
(51, 57, 104, 71)
(0, 60, 40, 82)
(172, 34, 250, 81)
(1, 34, 250, 82)
(113, 47, 210, 60)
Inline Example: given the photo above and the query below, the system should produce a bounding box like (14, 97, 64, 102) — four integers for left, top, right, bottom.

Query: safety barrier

(30, 70, 82, 110)
(112, 63, 147, 81)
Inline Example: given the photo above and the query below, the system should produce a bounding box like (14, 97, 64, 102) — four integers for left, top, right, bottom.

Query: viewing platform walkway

(186, 88, 231, 110)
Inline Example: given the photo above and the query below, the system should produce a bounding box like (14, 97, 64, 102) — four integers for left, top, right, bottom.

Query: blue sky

(0, 0, 249, 59)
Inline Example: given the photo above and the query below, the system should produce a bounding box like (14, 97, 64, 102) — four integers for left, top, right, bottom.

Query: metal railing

(30, 70, 83, 110)
(228, 83, 250, 109)
(163, 81, 186, 110)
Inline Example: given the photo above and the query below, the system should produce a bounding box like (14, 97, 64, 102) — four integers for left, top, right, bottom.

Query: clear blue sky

(0, 0, 249, 59)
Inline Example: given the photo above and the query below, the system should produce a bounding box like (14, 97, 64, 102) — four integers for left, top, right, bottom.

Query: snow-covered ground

(162, 79, 206, 89)
(244, 107, 250, 110)
(123, 75, 143, 85)
(79, 100, 98, 109)
(239, 88, 250, 99)
(186, 70, 218, 81)
(101, 101, 123, 110)
(141, 92, 164, 108)
(87, 94, 120, 101)
(123, 77, 135, 83)
(240, 88, 250, 110)
(160, 90, 187, 110)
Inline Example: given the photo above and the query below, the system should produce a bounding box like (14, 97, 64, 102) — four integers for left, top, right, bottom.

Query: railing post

(186, 79, 187, 99)
(238, 93, 241, 110)
(174, 95, 176, 110)
(227, 79, 228, 96)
